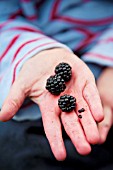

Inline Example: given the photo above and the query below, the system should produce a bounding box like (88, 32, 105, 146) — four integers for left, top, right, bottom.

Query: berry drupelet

(78, 108, 85, 113)
(46, 75, 66, 95)
(58, 94, 76, 112)
(55, 62, 72, 82)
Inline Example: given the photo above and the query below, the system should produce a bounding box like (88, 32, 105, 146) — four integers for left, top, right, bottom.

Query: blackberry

(55, 62, 72, 82)
(46, 75, 66, 95)
(58, 94, 76, 112)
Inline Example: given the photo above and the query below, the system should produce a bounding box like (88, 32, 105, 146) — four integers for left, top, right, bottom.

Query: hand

(0, 48, 103, 160)
(97, 67, 113, 143)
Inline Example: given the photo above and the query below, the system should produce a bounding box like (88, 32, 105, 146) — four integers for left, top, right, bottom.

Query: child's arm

(97, 67, 113, 143)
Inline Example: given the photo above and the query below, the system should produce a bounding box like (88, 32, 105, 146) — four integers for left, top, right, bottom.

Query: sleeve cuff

(12, 39, 73, 83)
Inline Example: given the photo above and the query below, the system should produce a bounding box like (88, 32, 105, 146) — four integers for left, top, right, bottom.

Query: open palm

(0, 48, 103, 160)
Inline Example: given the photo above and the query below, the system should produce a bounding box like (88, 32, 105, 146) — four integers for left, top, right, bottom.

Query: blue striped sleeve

(0, 18, 72, 110)
(81, 25, 113, 67)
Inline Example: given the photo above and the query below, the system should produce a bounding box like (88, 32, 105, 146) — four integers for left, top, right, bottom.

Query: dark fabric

(0, 119, 113, 170)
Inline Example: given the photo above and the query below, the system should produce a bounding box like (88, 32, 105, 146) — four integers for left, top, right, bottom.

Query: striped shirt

(0, 0, 113, 121)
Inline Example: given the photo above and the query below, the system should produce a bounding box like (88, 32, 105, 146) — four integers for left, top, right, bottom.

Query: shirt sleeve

(81, 25, 113, 67)
(0, 18, 72, 109)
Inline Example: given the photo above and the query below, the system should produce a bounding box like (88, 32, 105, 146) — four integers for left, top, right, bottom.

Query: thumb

(0, 81, 26, 122)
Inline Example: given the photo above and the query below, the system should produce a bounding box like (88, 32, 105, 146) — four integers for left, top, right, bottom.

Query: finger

(0, 81, 26, 121)
(61, 111, 91, 155)
(98, 105, 113, 144)
(83, 82, 104, 122)
(76, 97, 100, 144)
(38, 94, 66, 161)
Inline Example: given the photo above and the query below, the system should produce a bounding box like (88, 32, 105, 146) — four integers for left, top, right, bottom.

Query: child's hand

(0, 48, 103, 160)
(97, 67, 113, 143)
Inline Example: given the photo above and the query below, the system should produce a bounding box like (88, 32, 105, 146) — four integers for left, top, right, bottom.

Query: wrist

(25, 48, 73, 67)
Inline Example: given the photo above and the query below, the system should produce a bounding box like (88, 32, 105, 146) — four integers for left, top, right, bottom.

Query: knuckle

(19, 83, 27, 95)
(71, 129, 81, 137)
(17, 79, 29, 96)
(83, 88, 90, 100)
(9, 99, 19, 110)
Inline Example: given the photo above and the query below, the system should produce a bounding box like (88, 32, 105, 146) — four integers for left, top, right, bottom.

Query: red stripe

(75, 35, 94, 51)
(85, 52, 113, 61)
(74, 27, 94, 36)
(73, 27, 97, 51)
(51, 0, 61, 20)
(0, 20, 12, 29)
(12, 41, 57, 83)
(27, 15, 37, 20)
(75, 32, 99, 51)
(56, 15, 113, 26)
(4, 26, 42, 34)
(12, 36, 45, 62)
(0, 34, 20, 62)
(98, 38, 113, 44)
(9, 10, 22, 19)
(51, 0, 113, 26)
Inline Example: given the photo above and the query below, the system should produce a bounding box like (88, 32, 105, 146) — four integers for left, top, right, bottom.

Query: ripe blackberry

(58, 94, 76, 112)
(46, 75, 66, 95)
(55, 62, 72, 82)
